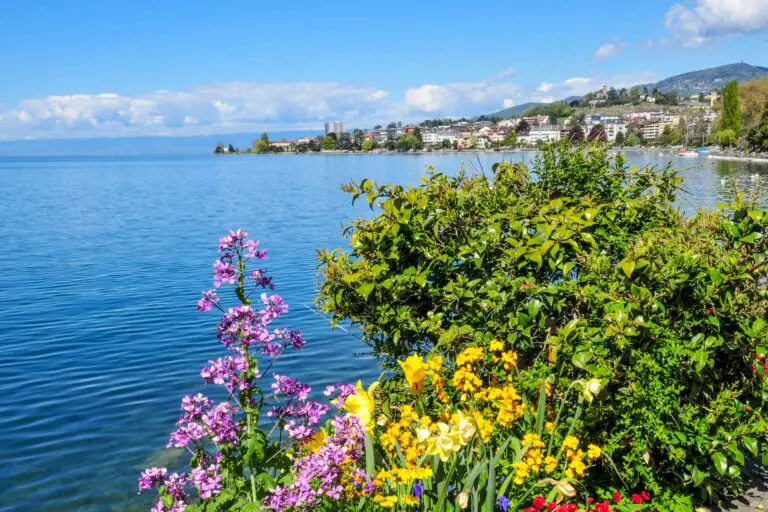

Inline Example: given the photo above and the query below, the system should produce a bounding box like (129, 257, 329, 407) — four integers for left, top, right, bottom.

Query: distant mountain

(485, 102, 546, 119)
(635, 62, 768, 96)
(483, 63, 768, 120)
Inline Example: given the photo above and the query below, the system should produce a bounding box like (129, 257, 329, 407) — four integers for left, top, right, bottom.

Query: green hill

(636, 62, 768, 96)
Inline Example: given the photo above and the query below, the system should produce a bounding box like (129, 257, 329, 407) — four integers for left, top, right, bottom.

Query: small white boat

(676, 148, 699, 157)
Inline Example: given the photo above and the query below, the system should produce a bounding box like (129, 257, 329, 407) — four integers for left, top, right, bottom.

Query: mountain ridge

(485, 62, 768, 119)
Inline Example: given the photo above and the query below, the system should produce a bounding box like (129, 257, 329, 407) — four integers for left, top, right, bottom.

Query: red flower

(533, 496, 546, 509)
(631, 494, 643, 504)
(641, 490, 651, 501)
(613, 491, 622, 503)
(587, 497, 594, 504)
(745, 406, 752, 411)
(547, 504, 557, 511)
(524, 508, 537, 512)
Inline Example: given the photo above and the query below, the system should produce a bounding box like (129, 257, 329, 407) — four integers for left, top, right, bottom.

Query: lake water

(0, 151, 766, 512)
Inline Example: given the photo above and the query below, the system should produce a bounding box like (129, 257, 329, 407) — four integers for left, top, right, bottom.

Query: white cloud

(503, 98, 515, 109)
(404, 75, 522, 115)
(0, 82, 401, 139)
(592, 39, 627, 60)
(528, 72, 658, 103)
(665, 0, 768, 47)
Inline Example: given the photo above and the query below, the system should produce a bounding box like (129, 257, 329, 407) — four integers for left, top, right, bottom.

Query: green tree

(361, 138, 377, 151)
(253, 140, 268, 153)
(630, 87, 640, 105)
(747, 100, 768, 152)
(322, 134, 337, 150)
(625, 132, 642, 146)
(319, 142, 768, 506)
(395, 134, 418, 151)
(721, 80, 743, 136)
(614, 131, 625, 146)
(260, 132, 269, 144)
(441, 138, 452, 149)
(716, 128, 737, 148)
(503, 128, 518, 146)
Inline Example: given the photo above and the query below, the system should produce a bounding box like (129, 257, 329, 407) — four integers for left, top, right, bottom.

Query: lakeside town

(214, 77, 768, 159)
(215, 69, 768, 161)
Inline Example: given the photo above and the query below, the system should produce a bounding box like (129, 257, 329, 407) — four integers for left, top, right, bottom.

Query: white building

(641, 123, 662, 140)
(422, 129, 458, 146)
(519, 125, 561, 145)
(603, 120, 626, 142)
(324, 120, 346, 135)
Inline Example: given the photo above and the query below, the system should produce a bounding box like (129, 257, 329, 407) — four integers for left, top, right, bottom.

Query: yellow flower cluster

(379, 405, 429, 467)
(456, 347, 484, 366)
(453, 366, 482, 395)
(426, 355, 448, 402)
(375, 466, 433, 486)
(501, 350, 518, 370)
(512, 433, 546, 485)
(489, 339, 505, 352)
(561, 436, 599, 479)
(476, 385, 525, 426)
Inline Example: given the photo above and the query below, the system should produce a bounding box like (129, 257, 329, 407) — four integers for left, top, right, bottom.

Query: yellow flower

(456, 347, 484, 366)
(307, 430, 326, 453)
(373, 495, 398, 508)
(455, 411, 477, 445)
(545, 455, 558, 473)
(427, 354, 443, 374)
(456, 490, 470, 509)
(587, 444, 601, 460)
(402, 495, 419, 506)
(501, 350, 518, 370)
(398, 355, 427, 393)
(425, 422, 462, 462)
(583, 378, 603, 403)
(343, 380, 378, 431)
(489, 339, 504, 352)
(453, 366, 482, 394)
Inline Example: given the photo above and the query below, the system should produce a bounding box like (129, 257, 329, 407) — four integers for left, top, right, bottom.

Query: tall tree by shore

(721, 80, 742, 136)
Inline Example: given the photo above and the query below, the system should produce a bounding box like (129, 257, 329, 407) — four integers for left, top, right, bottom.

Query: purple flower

(413, 481, 424, 499)
(497, 495, 510, 512)
(243, 239, 268, 260)
(196, 289, 219, 312)
(201, 355, 250, 392)
(138, 467, 167, 492)
(190, 461, 222, 500)
(212, 258, 236, 288)
(249, 269, 274, 289)
(218, 229, 247, 252)
(271, 375, 311, 401)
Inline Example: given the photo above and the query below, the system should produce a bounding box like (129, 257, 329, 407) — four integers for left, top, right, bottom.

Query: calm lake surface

(0, 151, 766, 511)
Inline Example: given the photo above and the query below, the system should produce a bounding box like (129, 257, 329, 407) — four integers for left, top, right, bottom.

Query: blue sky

(1, 0, 767, 139)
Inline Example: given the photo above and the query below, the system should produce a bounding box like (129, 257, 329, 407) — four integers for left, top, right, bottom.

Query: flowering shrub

(318, 142, 768, 507)
(139, 229, 657, 511)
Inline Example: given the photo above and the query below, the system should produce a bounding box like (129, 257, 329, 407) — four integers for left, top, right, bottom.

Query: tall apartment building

(324, 121, 346, 135)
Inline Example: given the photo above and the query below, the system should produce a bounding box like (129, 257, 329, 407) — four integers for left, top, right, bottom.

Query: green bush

(318, 142, 768, 505)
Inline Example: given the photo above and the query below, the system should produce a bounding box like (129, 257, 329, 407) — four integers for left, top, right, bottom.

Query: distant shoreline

(212, 147, 768, 164)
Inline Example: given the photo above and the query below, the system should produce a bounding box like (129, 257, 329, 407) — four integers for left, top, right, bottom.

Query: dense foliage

(139, 229, 652, 512)
(747, 101, 768, 152)
(318, 142, 768, 506)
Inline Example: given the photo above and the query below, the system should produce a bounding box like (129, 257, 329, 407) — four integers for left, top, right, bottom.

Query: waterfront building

(641, 123, 662, 140)
(324, 120, 346, 135)
(519, 125, 561, 144)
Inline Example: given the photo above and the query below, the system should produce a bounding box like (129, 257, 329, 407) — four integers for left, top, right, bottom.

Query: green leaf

(692, 466, 707, 486)
(618, 259, 636, 278)
(358, 282, 375, 300)
(580, 232, 597, 247)
(740, 232, 761, 243)
(712, 452, 728, 475)
(728, 444, 745, 466)
(709, 268, 724, 286)
(691, 350, 709, 373)
(529, 251, 543, 267)
(744, 437, 759, 457)
(364, 433, 375, 475)
(572, 351, 593, 370)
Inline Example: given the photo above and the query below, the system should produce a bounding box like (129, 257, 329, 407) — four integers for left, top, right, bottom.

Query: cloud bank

(0, 69, 656, 140)
(665, 0, 768, 47)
